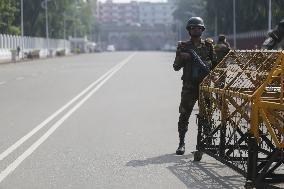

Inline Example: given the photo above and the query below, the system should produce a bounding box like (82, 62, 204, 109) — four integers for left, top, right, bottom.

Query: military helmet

(218, 34, 226, 41)
(186, 17, 205, 31)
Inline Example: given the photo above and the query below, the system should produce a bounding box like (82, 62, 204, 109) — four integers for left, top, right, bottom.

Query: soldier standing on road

(173, 17, 216, 155)
(262, 19, 284, 50)
(214, 34, 230, 64)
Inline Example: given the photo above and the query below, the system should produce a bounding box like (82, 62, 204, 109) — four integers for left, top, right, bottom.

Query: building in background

(139, 2, 175, 26)
(97, 0, 139, 26)
(96, 0, 176, 50)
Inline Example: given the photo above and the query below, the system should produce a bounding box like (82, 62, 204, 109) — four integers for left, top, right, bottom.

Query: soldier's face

(189, 26, 203, 38)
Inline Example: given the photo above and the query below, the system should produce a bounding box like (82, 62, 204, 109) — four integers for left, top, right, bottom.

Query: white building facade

(96, 0, 177, 50)
(138, 2, 175, 26)
(97, 0, 175, 26)
(97, 0, 139, 26)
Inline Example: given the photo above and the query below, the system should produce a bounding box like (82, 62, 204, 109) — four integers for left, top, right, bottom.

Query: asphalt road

(0, 52, 245, 189)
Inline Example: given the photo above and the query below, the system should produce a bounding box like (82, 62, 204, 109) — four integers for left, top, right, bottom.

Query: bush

(56, 49, 66, 56)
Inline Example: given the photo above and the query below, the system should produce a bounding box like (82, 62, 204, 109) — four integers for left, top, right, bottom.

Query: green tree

(0, 0, 20, 34)
(272, 0, 284, 26)
(14, 0, 96, 39)
(204, 0, 284, 35)
(173, 0, 284, 36)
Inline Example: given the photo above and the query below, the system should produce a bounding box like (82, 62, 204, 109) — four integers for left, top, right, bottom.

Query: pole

(233, 0, 236, 49)
(21, 0, 24, 59)
(63, 13, 66, 50)
(45, 0, 50, 57)
(178, 21, 181, 41)
(215, 14, 218, 42)
(268, 0, 272, 31)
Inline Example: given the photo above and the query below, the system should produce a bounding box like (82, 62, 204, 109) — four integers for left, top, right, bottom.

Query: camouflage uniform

(214, 35, 231, 89)
(262, 19, 284, 50)
(173, 39, 216, 148)
(262, 36, 284, 50)
(215, 35, 231, 64)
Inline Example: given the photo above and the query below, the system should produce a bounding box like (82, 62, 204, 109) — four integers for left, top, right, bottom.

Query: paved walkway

(0, 59, 12, 64)
(0, 54, 74, 65)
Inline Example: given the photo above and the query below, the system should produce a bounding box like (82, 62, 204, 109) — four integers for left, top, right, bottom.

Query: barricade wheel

(193, 151, 203, 161)
(245, 181, 253, 189)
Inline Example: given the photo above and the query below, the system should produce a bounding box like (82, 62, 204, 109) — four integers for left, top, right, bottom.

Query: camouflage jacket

(173, 39, 216, 83)
(215, 42, 230, 63)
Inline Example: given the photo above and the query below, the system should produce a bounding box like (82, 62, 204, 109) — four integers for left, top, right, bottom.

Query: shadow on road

(126, 153, 244, 189)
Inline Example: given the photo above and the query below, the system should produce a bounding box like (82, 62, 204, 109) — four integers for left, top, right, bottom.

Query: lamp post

(174, 20, 182, 41)
(21, 0, 24, 59)
(45, 0, 50, 57)
(268, 0, 272, 31)
(214, 14, 218, 42)
(63, 12, 66, 50)
(177, 21, 181, 41)
(233, 0, 236, 49)
(74, 3, 82, 52)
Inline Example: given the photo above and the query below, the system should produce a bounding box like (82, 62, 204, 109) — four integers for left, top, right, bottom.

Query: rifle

(187, 49, 211, 84)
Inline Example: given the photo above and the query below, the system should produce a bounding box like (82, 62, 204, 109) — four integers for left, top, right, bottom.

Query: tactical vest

(179, 40, 214, 83)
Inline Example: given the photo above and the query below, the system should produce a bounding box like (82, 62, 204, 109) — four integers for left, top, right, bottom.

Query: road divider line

(0, 52, 135, 183)
(0, 53, 136, 162)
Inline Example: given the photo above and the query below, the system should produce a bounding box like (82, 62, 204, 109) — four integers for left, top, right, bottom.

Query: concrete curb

(0, 54, 77, 65)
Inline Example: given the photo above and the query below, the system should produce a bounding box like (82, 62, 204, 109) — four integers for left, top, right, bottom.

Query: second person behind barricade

(214, 34, 231, 65)
(262, 19, 284, 50)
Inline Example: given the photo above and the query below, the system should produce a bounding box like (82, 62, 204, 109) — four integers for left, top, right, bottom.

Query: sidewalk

(0, 58, 12, 64)
(0, 57, 27, 64)
(0, 53, 75, 65)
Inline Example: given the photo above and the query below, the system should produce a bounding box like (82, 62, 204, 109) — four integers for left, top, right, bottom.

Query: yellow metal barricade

(196, 50, 284, 189)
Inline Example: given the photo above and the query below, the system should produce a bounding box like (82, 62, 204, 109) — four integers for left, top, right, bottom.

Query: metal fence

(0, 34, 71, 60)
(226, 30, 267, 49)
(197, 50, 284, 188)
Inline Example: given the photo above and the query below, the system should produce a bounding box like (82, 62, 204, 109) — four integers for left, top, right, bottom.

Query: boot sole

(176, 151, 185, 155)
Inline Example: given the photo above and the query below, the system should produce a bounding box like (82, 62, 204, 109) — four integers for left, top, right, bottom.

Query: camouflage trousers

(178, 81, 199, 134)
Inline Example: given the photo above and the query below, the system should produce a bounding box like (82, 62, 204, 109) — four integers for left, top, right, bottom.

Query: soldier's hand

(177, 41, 187, 50)
(177, 41, 186, 51)
(179, 52, 191, 61)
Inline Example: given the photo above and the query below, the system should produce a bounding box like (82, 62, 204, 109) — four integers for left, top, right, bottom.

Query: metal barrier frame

(196, 50, 284, 189)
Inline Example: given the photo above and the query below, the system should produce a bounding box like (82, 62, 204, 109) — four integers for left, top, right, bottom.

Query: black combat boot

(176, 114, 189, 155)
(176, 142, 185, 155)
(176, 132, 186, 155)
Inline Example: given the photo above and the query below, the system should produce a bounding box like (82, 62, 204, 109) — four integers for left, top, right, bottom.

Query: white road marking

(0, 81, 6, 85)
(0, 53, 135, 162)
(0, 53, 135, 183)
